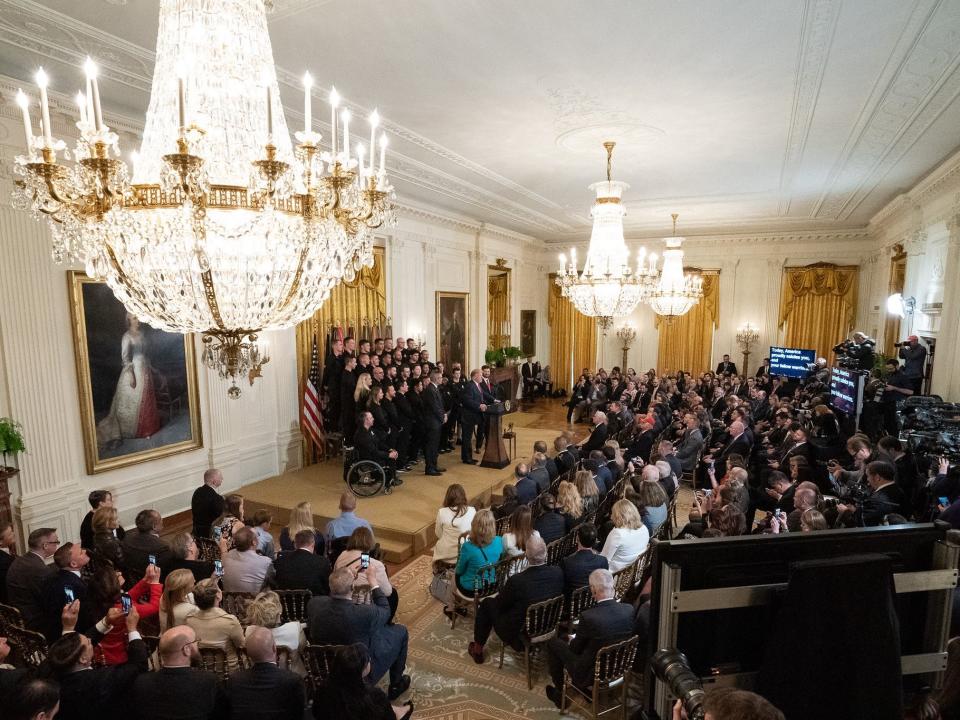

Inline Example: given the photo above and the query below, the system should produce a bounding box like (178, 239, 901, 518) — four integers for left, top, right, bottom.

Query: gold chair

(561, 635, 640, 719)
(194, 536, 221, 561)
(220, 591, 256, 625)
(276, 589, 312, 623)
(568, 584, 598, 627)
(449, 555, 520, 630)
(6, 624, 48, 670)
(611, 563, 637, 602)
(198, 647, 231, 681)
(351, 583, 372, 605)
(303, 643, 348, 696)
(498, 594, 565, 689)
(0, 601, 24, 635)
(495, 515, 511, 536)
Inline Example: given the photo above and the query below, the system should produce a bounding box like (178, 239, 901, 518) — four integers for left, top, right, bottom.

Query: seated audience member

(46, 602, 148, 720)
(8, 678, 60, 720)
(6, 527, 59, 631)
(713, 503, 747, 537)
(557, 481, 585, 531)
(307, 567, 411, 700)
(159, 568, 197, 633)
(249, 509, 276, 559)
(534, 441, 559, 480)
(800, 509, 829, 531)
(677, 508, 706, 539)
(80, 490, 124, 551)
(836, 460, 905, 527)
(685, 687, 785, 720)
(492, 484, 521, 521)
(191, 468, 226, 541)
(534, 494, 567, 545)
(226, 625, 306, 720)
(655, 460, 678, 500)
(326, 492, 373, 550)
(40, 543, 93, 641)
(579, 411, 609, 455)
(674, 413, 705, 473)
(553, 437, 577, 476)
(560, 524, 608, 596)
(279, 501, 325, 555)
(274, 529, 331, 597)
(186, 578, 245, 672)
(575, 470, 601, 516)
(786, 486, 818, 532)
(544, 568, 635, 707)
(657, 441, 683, 487)
(528, 454, 551, 494)
(589, 451, 613, 496)
(312, 643, 413, 720)
(449, 509, 503, 617)
(211, 494, 246, 548)
(90, 506, 125, 572)
(165, 533, 214, 583)
(600, 500, 650, 573)
(244, 592, 306, 674)
(468, 535, 564, 664)
(513, 463, 538, 505)
(0, 633, 27, 703)
(121, 509, 172, 578)
(133, 625, 227, 719)
(221, 527, 275, 593)
(334, 527, 396, 617)
(637, 467, 670, 536)
(501, 506, 540, 560)
(89, 563, 161, 665)
(433, 483, 476, 566)
(0, 521, 15, 604)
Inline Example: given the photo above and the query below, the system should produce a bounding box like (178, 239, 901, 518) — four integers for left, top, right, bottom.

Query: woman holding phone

(88, 562, 162, 664)
(333, 526, 396, 619)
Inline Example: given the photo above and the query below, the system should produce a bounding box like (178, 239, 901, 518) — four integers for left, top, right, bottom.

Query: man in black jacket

(40, 543, 93, 641)
(534, 494, 566, 544)
(322, 337, 345, 431)
(579, 411, 609, 456)
(553, 437, 576, 476)
(0, 521, 15, 604)
(340, 355, 359, 445)
(80, 490, 125, 550)
(545, 568, 635, 707)
(460, 369, 496, 464)
(560, 525, 608, 597)
(191, 470, 225, 540)
(422, 371, 448, 476)
(122, 510, 171, 579)
(225, 625, 305, 720)
(6, 527, 58, 631)
(837, 461, 906, 527)
(468, 536, 564, 664)
(716, 355, 738, 375)
(274, 529, 330, 596)
(355, 411, 400, 489)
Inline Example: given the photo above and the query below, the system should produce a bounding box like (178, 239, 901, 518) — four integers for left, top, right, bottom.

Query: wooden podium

(480, 402, 511, 469)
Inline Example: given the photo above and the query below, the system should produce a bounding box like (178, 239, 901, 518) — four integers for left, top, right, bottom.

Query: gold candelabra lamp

(736, 322, 760, 376)
(616, 323, 637, 371)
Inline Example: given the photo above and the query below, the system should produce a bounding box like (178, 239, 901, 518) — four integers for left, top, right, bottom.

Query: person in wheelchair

(354, 410, 401, 490)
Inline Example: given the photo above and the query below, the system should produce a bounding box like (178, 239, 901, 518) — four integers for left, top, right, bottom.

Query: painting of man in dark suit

(437, 292, 468, 371)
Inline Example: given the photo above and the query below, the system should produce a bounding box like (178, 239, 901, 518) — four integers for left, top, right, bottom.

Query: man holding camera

(898, 335, 927, 394)
(835, 461, 905, 526)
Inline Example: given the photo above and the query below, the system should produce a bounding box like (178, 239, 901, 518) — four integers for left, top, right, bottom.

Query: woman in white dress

(601, 499, 650, 572)
(96, 314, 160, 450)
(433, 483, 476, 567)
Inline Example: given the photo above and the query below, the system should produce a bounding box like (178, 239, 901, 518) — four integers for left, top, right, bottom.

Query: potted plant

(504, 346, 523, 365)
(0, 417, 26, 479)
(485, 348, 506, 367)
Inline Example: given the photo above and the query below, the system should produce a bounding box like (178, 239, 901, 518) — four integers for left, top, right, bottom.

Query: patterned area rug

(392, 554, 589, 719)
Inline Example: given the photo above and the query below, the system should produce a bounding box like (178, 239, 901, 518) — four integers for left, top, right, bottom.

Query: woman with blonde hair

(800, 509, 829, 532)
(433, 483, 476, 566)
(354, 372, 373, 405)
(501, 505, 540, 558)
(159, 568, 196, 632)
(601, 499, 650, 572)
(244, 590, 306, 673)
(575, 469, 600, 516)
(185, 577, 245, 671)
(212, 494, 245, 546)
(556, 481, 584, 531)
(91, 505, 125, 570)
(604, 440, 625, 470)
(279, 501, 324, 554)
(448, 509, 503, 620)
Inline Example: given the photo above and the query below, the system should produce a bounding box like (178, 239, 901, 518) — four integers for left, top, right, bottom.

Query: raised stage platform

(242, 401, 577, 563)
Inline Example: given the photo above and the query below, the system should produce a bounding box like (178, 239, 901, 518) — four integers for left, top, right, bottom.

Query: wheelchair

(343, 447, 392, 497)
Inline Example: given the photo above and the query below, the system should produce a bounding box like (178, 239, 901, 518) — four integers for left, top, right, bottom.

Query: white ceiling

(2, 0, 959, 241)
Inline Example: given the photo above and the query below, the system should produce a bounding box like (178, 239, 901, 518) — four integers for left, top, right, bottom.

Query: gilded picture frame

(520, 309, 536, 357)
(68, 272, 203, 474)
(436, 291, 469, 372)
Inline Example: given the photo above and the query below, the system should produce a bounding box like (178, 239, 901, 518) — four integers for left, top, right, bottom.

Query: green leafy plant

(504, 346, 523, 361)
(0, 417, 26, 468)
(485, 348, 506, 366)
(873, 351, 891, 378)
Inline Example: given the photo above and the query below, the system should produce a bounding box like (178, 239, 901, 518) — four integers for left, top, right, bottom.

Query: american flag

(301, 336, 324, 447)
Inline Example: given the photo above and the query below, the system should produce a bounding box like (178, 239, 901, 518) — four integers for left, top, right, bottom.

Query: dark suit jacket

(716, 361, 738, 375)
(561, 550, 609, 595)
(0, 550, 13, 604)
(515, 476, 539, 505)
(461, 381, 495, 424)
(5, 552, 55, 630)
(554, 449, 576, 475)
(565, 600, 636, 686)
(133, 666, 227, 720)
(545, 457, 559, 481)
(57, 637, 149, 720)
(355, 426, 392, 463)
(528, 466, 551, 494)
(534, 511, 566, 545)
(163, 557, 215, 585)
(122, 531, 172, 580)
(422, 384, 445, 429)
(81, 513, 126, 550)
(274, 548, 330, 597)
(626, 429, 655, 464)
(225, 662, 305, 720)
(41, 569, 96, 640)
(492, 563, 564, 645)
(594, 465, 612, 496)
(860, 483, 906, 527)
(191, 484, 225, 539)
(580, 423, 609, 456)
(716, 433, 752, 477)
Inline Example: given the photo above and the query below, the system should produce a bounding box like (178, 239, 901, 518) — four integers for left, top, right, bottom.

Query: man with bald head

(700, 419, 751, 488)
(225, 625, 305, 719)
(133, 626, 226, 719)
(468, 535, 564, 664)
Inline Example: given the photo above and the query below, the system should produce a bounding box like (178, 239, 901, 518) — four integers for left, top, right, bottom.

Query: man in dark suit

(624, 417, 655, 465)
(307, 567, 411, 699)
(553, 437, 577, 476)
(534, 494, 566, 544)
(528, 455, 551, 494)
(533, 441, 559, 480)
(80, 490, 126, 550)
(560, 525, 608, 596)
(274, 529, 330, 597)
(5, 527, 58, 631)
(122, 510, 172, 579)
(544, 568, 636, 707)
(460, 369, 496, 464)
(513, 463, 538, 505)
(521, 357, 535, 399)
(716, 354, 738, 375)
(133, 626, 227, 719)
(837, 461, 906, 527)
(701, 420, 751, 486)
(767, 423, 814, 475)
(0, 521, 16, 604)
(340, 355, 359, 445)
(355, 411, 400, 489)
(191, 470, 225, 540)
(225, 625, 305, 720)
(422, 370, 448, 476)
(468, 536, 564, 663)
(579, 411, 609, 456)
(322, 337, 346, 431)
(40, 543, 94, 641)
(588, 452, 612, 496)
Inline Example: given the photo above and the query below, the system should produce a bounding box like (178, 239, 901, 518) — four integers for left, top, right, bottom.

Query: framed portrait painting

(68, 272, 203, 474)
(520, 309, 536, 357)
(436, 291, 468, 372)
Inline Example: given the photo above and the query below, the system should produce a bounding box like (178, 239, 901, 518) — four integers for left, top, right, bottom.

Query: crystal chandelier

(12, 0, 396, 397)
(555, 142, 658, 318)
(647, 214, 703, 320)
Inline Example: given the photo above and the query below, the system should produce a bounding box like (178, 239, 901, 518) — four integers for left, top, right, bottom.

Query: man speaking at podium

(461, 369, 498, 465)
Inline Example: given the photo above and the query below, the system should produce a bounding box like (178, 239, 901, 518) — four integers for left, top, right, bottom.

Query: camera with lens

(651, 649, 705, 720)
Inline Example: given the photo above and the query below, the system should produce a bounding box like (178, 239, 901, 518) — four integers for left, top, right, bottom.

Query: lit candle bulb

(35, 67, 52, 147)
(15, 89, 32, 152)
(648, 252, 657, 269)
(328, 86, 340, 158)
(559, 253, 566, 275)
(341, 109, 351, 163)
(266, 84, 273, 139)
(75, 92, 87, 127)
(367, 109, 379, 174)
(83, 58, 103, 131)
(129, 151, 139, 180)
(302, 72, 313, 134)
(356, 142, 366, 182)
(378, 133, 388, 174)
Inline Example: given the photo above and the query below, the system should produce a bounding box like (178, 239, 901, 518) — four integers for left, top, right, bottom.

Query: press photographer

(898, 335, 927, 394)
(833, 331, 876, 371)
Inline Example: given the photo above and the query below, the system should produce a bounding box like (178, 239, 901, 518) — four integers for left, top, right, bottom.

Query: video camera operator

(897, 334, 927, 394)
(879, 358, 914, 436)
(833, 331, 875, 371)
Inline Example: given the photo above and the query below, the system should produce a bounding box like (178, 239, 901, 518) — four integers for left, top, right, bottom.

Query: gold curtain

(487, 272, 509, 346)
(655, 270, 720, 374)
(778, 263, 858, 363)
(296, 247, 387, 462)
(548, 277, 597, 392)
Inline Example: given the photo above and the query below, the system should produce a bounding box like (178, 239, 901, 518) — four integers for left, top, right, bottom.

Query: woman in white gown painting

(97, 314, 161, 450)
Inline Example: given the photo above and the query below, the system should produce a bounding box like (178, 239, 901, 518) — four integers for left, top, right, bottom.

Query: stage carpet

(242, 402, 578, 563)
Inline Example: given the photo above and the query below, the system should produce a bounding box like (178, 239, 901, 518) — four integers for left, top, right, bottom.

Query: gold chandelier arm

(277, 245, 309, 313)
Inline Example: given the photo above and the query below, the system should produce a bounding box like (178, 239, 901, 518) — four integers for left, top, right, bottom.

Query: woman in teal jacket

(452, 509, 503, 604)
